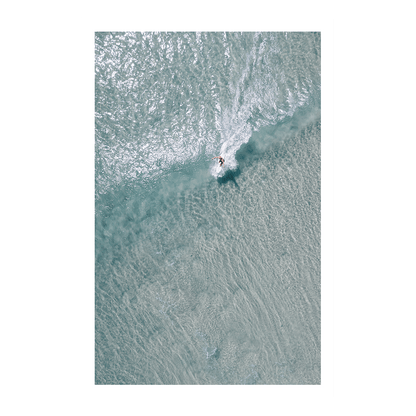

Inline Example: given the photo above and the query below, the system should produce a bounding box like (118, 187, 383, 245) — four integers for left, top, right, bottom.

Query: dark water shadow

(217, 167, 241, 187)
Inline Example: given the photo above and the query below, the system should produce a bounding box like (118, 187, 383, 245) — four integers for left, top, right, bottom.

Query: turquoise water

(95, 32, 321, 384)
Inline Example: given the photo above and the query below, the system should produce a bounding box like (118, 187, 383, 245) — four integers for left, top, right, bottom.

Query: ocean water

(95, 32, 321, 385)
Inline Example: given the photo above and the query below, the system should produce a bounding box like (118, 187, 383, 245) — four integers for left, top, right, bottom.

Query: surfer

(212, 156, 225, 167)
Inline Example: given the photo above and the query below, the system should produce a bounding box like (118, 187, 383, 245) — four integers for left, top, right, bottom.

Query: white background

(80, 16, 338, 402)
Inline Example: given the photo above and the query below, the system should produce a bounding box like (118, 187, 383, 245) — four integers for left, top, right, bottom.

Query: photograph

(95, 31, 321, 385)
(95, 32, 321, 384)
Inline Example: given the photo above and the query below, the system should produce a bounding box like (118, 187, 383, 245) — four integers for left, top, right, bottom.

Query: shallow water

(95, 32, 320, 384)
